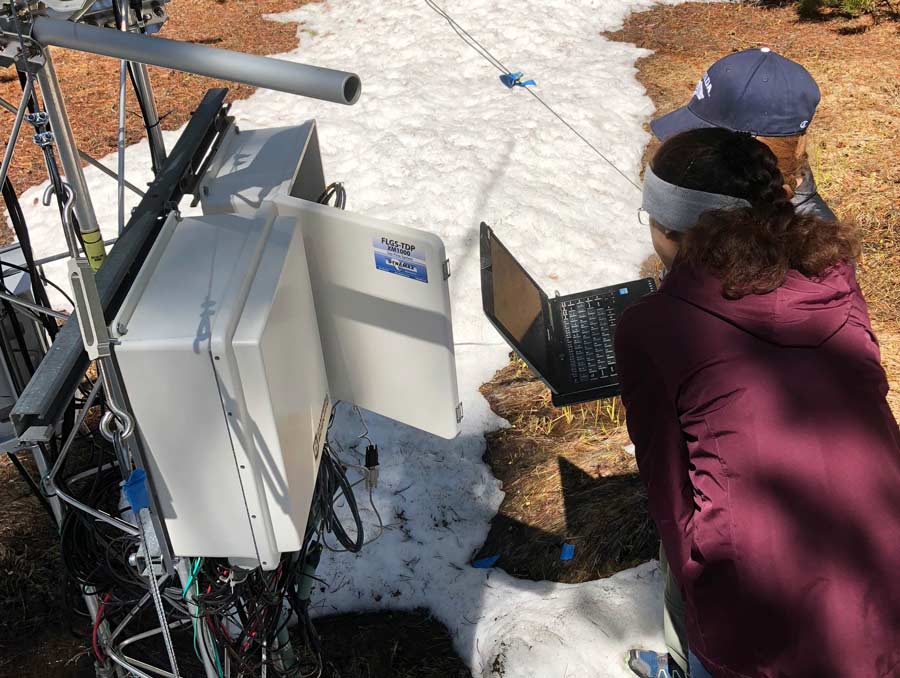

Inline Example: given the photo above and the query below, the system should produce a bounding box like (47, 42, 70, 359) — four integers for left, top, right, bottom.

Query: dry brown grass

(477, 360, 656, 583)
(480, 1, 899, 585)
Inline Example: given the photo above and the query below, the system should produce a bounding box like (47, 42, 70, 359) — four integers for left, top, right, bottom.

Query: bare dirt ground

(480, 1, 899, 583)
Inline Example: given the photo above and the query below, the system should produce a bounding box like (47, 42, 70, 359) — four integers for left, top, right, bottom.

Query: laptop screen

(481, 225, 550, 379)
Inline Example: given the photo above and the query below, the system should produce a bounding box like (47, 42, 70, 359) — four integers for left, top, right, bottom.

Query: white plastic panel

(272, 195, 460, 439)
(198, 122, 325, 216)
(113, 213, 270, 560)
(231, 216, 330, 555)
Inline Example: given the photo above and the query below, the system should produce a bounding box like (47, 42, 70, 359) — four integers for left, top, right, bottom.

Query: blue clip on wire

(122, 468, 150, 513)
(499, 71, 536, 89)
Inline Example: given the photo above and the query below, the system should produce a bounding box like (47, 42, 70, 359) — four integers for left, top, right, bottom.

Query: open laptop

(480, 222, 656, 406)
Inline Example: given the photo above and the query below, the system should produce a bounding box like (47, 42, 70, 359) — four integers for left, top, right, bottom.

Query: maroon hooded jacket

(614, 261, 900, 678)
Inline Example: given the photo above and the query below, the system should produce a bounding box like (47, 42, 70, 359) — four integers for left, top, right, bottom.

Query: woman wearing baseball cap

(629, 50, 840, 678)
(618, 127, 900, 678)
(651, 48, 834, 223)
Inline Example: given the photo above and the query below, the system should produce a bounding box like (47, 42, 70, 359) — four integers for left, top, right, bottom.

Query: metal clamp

(25, 111, 49, 126)
(32, 129, 55, 147)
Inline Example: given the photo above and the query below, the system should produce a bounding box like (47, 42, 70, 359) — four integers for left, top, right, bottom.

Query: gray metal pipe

(32, 16, 362, 105)
(130, 62, 167, 171)
(0, 75, 34, 191)
(36, 49, 104, 242)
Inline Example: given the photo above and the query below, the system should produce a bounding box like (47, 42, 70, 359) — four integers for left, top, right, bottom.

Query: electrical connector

(364, 444, 379, 490)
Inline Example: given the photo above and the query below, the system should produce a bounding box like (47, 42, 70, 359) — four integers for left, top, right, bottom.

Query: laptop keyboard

(561, 294, 618, 384)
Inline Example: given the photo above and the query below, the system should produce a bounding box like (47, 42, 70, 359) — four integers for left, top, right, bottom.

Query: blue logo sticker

(373, 236, 428, 283)
(618, 288, 629, 295)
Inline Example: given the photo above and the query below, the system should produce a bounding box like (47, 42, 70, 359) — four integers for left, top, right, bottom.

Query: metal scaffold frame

(0, 2, 362, 675)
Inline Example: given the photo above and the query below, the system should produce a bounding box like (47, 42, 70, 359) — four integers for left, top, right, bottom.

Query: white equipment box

(198, 122, 462, 439)
(112, 210, 330, 568)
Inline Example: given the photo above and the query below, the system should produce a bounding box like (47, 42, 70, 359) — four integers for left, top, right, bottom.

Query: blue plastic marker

(560, 543, 575, 561)
(472, 554, 501, 569)
(122, 468, 150, 512)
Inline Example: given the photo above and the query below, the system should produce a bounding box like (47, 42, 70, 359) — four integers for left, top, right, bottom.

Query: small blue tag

(122, 469, 150, 512)
(472, 554, 500, 569)
(618, 288, 629, 295)
(560, 543, 575, 561)
(499, 72, 536, 89)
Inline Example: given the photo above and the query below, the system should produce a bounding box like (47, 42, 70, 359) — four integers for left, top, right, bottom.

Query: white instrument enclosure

(197, 122, 462, 439)
(112, 210, 330, 568)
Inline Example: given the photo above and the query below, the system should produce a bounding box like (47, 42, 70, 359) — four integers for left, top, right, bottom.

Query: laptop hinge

(545, 295, 557, 339)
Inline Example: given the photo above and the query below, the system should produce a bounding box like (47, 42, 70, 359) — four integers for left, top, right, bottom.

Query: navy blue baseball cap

(650, 48, 821, 140)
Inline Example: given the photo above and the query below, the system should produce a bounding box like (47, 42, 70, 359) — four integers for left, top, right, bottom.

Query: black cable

(0, 279, 36, 377)
(5, 452, 55, 519)
(317, 182, 347, 210)
(0, 260, 75, 308)
(318, 445, 364, 552)
(1, 178, 59, 338)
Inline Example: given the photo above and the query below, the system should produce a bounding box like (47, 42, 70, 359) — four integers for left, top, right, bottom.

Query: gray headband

(642, 165, 752, 232)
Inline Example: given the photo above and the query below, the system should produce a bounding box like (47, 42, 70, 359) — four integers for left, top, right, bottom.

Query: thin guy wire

(423, 0, 642, 193)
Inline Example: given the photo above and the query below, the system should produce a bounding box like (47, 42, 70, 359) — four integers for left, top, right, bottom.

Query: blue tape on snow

(122, 468, 150, 512)
(472, 554, 501, 569)
(560, 543, 575, 561)
(499, 72, 536, 89)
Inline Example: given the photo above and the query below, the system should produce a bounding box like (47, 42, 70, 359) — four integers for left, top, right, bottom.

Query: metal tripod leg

(36, 47, 106, 269)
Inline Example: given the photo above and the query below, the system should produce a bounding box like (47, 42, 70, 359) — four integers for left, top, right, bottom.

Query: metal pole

(35, 48, 107, 268)
(0, 289, 67, 320)
(115, 0, 128, 235)
(79, 150, 144, 196)
(0, 74, 34, 190)
(0, 237, 118, 272)
(32, 16, 361, 105)
(29, 445, 63, 523)
(130, 62, 167, 172)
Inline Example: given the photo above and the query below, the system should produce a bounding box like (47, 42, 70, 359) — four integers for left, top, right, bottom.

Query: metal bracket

(67, 258, 110, 360)
(24, 110, 48, 126)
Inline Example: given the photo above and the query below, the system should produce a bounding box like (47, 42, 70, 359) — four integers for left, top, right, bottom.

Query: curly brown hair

(651, 129, 859, 299)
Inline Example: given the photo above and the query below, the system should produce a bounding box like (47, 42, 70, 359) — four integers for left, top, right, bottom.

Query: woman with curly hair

(617, 128, 900, 678)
